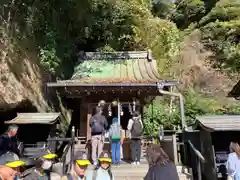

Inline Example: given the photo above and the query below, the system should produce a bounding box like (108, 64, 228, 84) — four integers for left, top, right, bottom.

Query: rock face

(0, 34, 49, 112)
(179, 31, 238, 101)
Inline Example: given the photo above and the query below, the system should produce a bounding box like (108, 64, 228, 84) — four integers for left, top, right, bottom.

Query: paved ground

(85, 164, 192, 180)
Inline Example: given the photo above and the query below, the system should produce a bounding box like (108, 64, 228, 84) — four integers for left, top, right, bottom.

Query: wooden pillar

(87, 103, 92, 140)
(117, 101, 121, 125)
(172, 134, 178, 164)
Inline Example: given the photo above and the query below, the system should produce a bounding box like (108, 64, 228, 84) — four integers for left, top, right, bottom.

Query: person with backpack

(90, 152, 114, 180)
(89, 106, 108, 166)
(127, 111, 143, 165)
(61, 151, 91, 180)
(108, 117, 123, 165)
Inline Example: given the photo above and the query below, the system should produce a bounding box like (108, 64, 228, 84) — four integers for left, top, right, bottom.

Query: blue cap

(113, 117, 118, 122)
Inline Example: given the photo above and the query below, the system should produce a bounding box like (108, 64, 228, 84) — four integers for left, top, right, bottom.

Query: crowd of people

(89, 107, 143, 166)
(0, 107, 182, 180)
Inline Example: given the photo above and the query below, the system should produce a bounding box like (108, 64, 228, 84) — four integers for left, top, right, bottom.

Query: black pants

(131, 139, 141, 162)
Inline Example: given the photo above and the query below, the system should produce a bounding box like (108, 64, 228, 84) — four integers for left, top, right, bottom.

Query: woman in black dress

(144, 144, 179, 180)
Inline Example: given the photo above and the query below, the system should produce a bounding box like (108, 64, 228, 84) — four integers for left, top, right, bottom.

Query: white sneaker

(136, 161, 140, 165)
(131, 162, 136, 165)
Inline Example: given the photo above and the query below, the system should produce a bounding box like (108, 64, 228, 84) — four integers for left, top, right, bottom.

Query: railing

(47, 126, 76, 175)
(188, 140, 205, 180)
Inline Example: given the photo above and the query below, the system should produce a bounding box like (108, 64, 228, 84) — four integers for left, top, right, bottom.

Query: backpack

(109, 124, 121, 140)
(131, 118, 143, 138)
(91, 118, 104, 134)
(92, 168, 113, 180)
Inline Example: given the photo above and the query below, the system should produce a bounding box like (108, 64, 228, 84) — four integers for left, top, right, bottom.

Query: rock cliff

(0, 31, 49, 112)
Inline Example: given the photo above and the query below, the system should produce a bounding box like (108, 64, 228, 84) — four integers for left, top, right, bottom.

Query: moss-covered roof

(71, 51, 161, 83)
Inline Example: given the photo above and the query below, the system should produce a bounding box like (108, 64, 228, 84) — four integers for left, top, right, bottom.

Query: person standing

(144, 144, 179, 180)
(127, 111, 143, 165)
(0, 125, 19, 157)
(109, 117, 123, 165)
(227, 142, 240, 180)
(89, 106, 108, 166)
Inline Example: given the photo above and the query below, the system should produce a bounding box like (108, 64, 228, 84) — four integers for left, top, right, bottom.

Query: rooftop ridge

(78, 50, 153, 61)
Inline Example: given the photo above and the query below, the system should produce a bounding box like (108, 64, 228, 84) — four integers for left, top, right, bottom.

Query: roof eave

(4, 113, 61, 125)
(47, 81, 179, 88)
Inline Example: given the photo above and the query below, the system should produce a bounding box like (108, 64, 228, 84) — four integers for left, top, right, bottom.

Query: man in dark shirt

(89, 106, 108, 166)
(0, 125, 19, 157)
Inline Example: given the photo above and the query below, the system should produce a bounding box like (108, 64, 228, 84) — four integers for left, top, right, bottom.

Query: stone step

(84, 165, 192, 180)
(84, 171, 191, 180)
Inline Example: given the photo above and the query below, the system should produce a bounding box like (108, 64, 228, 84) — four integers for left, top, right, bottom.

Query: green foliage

(183, 89, 221, 124)
(199, 0, 240, 26)
(1, 0, 138, 77)
(132, 11, 181, 75)
(143, 90, 240, 136)
(143, 102, 180, 135)
(229, 104, 240, 114)
(151, 0, 176, 19)
(1, 0, 239, 134)
(201, 20, 240, 73)
(171, 0, 206, 29)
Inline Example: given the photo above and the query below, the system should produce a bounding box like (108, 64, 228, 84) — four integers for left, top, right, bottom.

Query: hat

(99, 152, 111, 163)
(73, 152, 90, 166)
(113, 117, 118, 122)
(35, 150, 57, 160)
(0, 152, 26, 168)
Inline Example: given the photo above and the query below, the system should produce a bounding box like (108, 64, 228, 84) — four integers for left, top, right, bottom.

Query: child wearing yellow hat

(61, 151, 91, 180)
(91, 152, 115, 180)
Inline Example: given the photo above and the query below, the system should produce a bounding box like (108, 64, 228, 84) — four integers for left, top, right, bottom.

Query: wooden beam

(87, 103, 92, 140)
(57, 86, 159, 94)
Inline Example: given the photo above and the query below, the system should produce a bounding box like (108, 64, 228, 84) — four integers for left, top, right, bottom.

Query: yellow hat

(5, 160, 27, 168)
(0, 153, 27, 168)
(74, 152, 90, 166)
(99, 152, 112, 163)
(35, 150, 57, 160)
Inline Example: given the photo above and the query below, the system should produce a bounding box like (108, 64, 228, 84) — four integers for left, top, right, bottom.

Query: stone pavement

(85, 164, 192, 180)
(72, 144, 192, 180)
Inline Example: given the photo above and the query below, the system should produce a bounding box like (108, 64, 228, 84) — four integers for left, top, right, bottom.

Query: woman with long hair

(144, 144, 179, 180)
(227, 142, 240, 180)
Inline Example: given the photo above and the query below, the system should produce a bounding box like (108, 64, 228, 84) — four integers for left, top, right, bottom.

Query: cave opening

(0, 99, 37, 134)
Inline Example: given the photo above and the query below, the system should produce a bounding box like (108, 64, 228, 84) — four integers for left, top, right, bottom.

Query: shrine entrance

(85, 101, 141, 138)
(47, 50, 178, 160)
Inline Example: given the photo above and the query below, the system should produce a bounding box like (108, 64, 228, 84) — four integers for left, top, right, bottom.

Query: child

(61, 151, 91, 180)
(91, 152, 115, 180)
(109, 117, 123, 165)
(22, 150, 57, 180)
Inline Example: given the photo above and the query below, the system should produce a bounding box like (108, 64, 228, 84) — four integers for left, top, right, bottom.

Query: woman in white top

(227, 142, 240, 180)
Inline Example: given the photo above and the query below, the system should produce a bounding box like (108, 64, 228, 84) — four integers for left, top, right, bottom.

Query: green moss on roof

(71, 51, 161, 83)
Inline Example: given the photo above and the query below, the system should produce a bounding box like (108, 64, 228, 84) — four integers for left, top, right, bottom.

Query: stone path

(73, 144, 192, 180)
(85, 164, 192, 180)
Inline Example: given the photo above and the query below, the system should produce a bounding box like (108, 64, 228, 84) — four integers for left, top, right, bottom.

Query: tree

(172, 0, 206, 29)
(200, 0, 240, 26)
